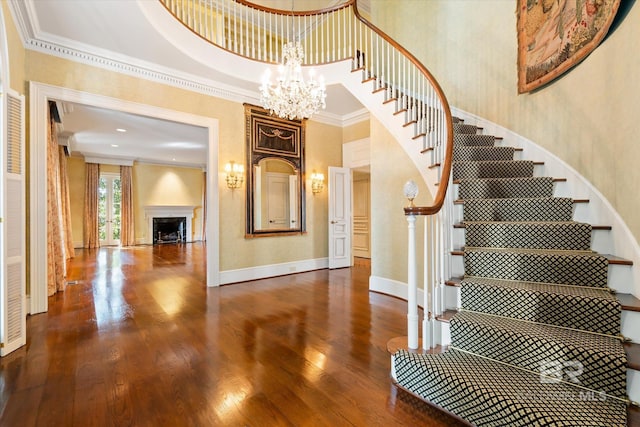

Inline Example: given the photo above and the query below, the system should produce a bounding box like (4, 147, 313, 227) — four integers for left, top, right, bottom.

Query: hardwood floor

(0, 243, 465, 426)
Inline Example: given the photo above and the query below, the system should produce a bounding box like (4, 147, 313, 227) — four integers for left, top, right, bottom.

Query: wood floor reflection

(0, 243, 465, 426)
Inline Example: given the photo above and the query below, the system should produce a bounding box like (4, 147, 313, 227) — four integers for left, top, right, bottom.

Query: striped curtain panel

(58, 145, 75, 259)
(83, 163, 100, 249)
(46, 114, 65, 295)
(120, 165, 135, 246)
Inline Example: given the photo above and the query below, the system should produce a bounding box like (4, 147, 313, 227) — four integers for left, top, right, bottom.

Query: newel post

(406, 214, 419, 349)
(403, 180, 420, 350)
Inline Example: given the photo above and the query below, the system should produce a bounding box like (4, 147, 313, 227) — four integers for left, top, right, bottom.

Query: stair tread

(456, 176, 564, 184)
(456, 221, 609, 231)
(460, 246, 604, 257)
(461, 276, 617, 300)
(618, 293, 640, 312)
(453, 134, 497, 146)
(605, 254, 634, 266)
(455, 247, 630, 264)
(625, 342, 640, 371)
(461, 221, 594, 250)
(451, 311, 627, 398)
(454, 159, 530, 164)
(455, 220, 595, 227)
(460, 248, 612, 288)
(453, 148, 516, 162)
(630, 406, 640, 427)
(393, 349, 627, 426)
(435, 309, 457, 322)
(453, 311, 625, 357)
(454, 197, 588, 204)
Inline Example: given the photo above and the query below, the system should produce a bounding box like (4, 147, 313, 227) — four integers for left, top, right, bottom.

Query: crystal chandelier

(260, 41, 326, 120)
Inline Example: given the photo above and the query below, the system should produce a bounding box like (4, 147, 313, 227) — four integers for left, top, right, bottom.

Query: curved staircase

(391, 122, 639, 426)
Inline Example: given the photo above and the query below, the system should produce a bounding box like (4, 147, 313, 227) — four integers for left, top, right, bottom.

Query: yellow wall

(370, 116, 431, 283)
(134, 163, 204, 243)
(2, 1, 25, 93)
(21, 50, 342, 272)
(342, 119, 370, 143)
(67, 159, 205, 245)
(220, 119, 342, 269)
(372, 0, 640, 245)
(67, 156, 85, 245)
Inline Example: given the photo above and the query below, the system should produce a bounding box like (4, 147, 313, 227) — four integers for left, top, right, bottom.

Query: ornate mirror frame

(244, 104, 306, 237)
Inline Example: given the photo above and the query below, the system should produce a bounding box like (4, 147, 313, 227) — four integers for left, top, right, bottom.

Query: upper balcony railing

(160, 0, 454, 351)
(159, 0, 452, 181)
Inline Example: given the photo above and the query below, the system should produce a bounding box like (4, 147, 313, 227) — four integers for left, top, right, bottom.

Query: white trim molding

(29, 82, 221, 314)
(7, 0, 366, 128)
(369, 275, 425, 309)
(84, 156, 134, 166)
(220, 258, 328, 285)
(144, 205, 196, 244)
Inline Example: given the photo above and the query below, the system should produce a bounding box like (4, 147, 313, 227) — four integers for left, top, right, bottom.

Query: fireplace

(153, 217, 186, 244)
(144, 205, 196, 245)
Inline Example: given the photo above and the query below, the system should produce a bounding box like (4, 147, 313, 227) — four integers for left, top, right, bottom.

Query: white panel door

(1, 90, 26, 356)
(328, 166, 352, 269)
(352, 174, 370, 258)
(266, 173, 289, 229)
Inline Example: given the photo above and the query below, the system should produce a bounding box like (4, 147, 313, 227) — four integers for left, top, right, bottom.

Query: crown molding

(8, 0, 366, 129)
(84, 156, 134, 167)
(8, 0, 263, 107)
(7, 0, 38, 44)
(342, 108, 370, 127)
(27, 35, 260, 104)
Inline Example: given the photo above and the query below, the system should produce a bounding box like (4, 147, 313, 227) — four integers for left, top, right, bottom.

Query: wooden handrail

(350, 4, 454, 217)
(159, 0, 454, 217)
(236, 0, 354, 17)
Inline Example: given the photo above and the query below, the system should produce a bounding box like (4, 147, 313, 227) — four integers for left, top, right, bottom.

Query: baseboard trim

(219, 258, 329, 285)
(369, 275, 425, 308)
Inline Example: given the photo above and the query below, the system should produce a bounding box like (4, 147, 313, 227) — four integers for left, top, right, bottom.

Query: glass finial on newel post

(403, 180, 419, 208)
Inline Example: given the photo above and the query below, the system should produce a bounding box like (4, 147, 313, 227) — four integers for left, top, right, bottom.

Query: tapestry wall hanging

(517, 0, 620, 93)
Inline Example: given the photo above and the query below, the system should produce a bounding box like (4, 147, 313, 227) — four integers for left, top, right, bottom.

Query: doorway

(352, 170, 371, 259)
(29, 82, 220, 315)
(98, 172, 121, 246)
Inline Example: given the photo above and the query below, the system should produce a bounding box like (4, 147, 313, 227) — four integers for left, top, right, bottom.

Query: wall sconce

(224, 161, 244, 189)
(311, 171, 325, 195)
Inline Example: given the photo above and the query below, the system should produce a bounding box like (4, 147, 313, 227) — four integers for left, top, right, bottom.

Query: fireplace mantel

(144, 205, 197, 244)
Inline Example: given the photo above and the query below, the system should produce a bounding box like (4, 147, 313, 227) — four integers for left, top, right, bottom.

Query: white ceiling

(56, 102, 209, 168)
(14, 0, 367, 167)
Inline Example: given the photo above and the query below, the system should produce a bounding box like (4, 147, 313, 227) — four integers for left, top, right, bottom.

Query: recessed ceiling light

(172, 158, 176, 161)
(116, 128, 127, 132)
(111, 144, 119, 148)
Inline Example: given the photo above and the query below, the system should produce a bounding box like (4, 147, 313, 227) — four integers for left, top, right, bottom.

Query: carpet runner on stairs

(453, 160, 535, 180)
(463, 221, 593, 250)
(393, 349, 627, 426)
(461, 197, 574, 222)
(392, 122, 630, 425)
(459, 277, 621, 335)
(458, 177, 555, 199)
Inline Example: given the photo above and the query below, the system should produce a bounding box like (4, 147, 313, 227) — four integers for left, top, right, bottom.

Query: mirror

(245, 104, 306, 236)
(253, 158, 299, 231)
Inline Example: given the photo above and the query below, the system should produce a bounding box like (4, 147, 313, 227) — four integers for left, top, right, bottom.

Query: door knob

(331, 220, 337, 224)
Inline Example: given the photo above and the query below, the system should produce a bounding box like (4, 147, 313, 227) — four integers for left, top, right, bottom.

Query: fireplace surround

(144, 205, 196, 245)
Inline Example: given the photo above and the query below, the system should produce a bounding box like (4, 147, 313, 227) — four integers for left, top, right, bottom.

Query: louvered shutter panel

(1, 90, 26, 356)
